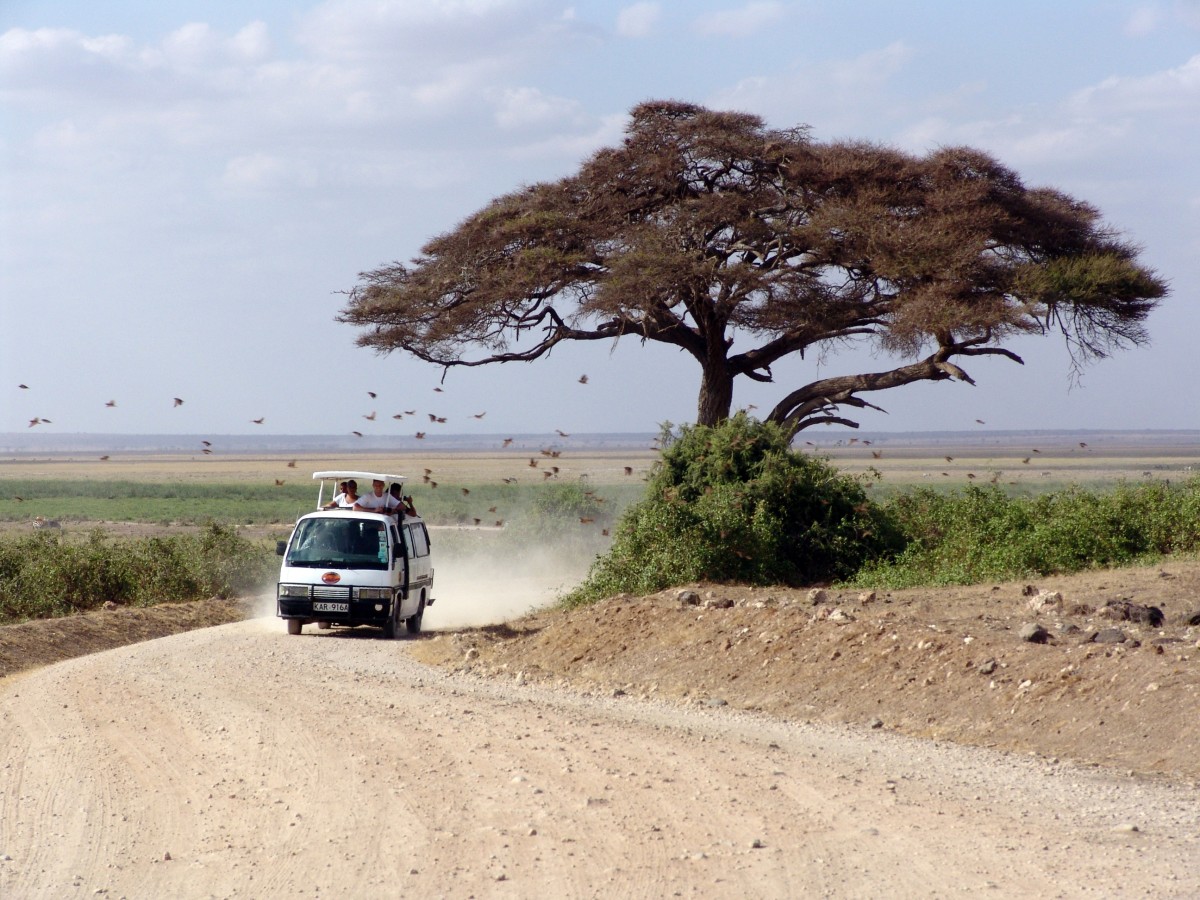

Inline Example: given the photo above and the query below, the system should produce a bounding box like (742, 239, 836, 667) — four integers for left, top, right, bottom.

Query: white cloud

(693, 1, 784, 39)
(1070, 53, 1200, 115)
(503, 110, 627, 162)
(493, 86, 583, 129)
(1124, 1, 1200, 35)
(709, 41, 914, 135)
(221, 153, 317, 189)
(1124, 4, 1163, 36)
(616, 2, 661, 38)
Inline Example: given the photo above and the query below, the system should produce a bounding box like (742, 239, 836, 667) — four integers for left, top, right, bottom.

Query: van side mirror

(276, 540, 287, 556)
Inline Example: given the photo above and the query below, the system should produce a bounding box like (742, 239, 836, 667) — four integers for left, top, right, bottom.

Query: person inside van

(390, 482, 417, 518)
(326, 480, 358, 509)
(354, 479, 400, 514)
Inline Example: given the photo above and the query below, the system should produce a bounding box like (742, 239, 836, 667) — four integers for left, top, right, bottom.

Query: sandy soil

(2, 616, 1199, 899)
(2, 560, 1200, 897)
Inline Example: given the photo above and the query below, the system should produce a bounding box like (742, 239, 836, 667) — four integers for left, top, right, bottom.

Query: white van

(276, 471, 434, 638)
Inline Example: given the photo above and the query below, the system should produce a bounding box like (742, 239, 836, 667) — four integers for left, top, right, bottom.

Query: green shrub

(565, 414, 902, 604)
(0, 524, 277, 625)
(853, 477, 1200, 588)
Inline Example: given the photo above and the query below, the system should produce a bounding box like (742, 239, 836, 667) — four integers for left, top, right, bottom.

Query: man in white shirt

(354, 479, 400, 515)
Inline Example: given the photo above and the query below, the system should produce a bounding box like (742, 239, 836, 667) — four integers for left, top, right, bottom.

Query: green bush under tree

(565, 414, 902, 604)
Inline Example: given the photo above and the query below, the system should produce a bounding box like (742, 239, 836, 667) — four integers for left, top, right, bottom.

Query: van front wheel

(382, 600, 400, 640)
(287, 619, 302, 636)
(406, 595, 426, 635)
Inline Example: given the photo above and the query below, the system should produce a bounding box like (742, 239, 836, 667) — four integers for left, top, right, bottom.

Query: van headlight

(356, 587, 391, 601)
(278, 584, 309, 598)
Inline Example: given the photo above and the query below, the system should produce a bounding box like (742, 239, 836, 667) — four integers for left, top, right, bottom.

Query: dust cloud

(422, 536, 596, 630)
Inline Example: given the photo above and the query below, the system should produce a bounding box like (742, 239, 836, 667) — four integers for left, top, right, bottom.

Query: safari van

(276, 471, 434, 638)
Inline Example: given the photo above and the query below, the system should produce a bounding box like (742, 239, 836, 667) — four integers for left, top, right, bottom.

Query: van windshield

(286, 517, 388, 569)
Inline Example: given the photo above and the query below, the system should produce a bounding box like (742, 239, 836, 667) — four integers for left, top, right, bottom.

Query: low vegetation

(566, 415, 901, 605)
(564, 416, 1200, 607)
(0, 525, 277, 625)
(852, 478, 1200, 589)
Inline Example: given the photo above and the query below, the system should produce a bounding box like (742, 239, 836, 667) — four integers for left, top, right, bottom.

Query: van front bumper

(277, 584, 397, 626)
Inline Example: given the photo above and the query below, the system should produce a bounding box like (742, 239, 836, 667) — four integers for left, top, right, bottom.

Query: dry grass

(0, 450, 661, 486)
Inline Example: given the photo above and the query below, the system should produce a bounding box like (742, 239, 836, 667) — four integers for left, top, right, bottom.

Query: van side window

(406, 522, 430, 558)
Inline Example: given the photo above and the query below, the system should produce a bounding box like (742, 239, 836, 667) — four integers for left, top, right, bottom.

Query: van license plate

(313, 602, 349, 613)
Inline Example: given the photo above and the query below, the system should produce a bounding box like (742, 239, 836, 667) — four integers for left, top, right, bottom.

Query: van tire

(406, 594, 426, 635)
(287, 619, 303, 635)
(382, 599, 400, 640)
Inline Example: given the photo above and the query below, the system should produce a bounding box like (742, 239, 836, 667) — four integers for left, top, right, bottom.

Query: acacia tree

(340, 100, 1166, 435)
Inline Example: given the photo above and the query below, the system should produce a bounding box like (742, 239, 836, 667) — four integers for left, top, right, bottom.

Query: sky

(2, 0, 1198, 439)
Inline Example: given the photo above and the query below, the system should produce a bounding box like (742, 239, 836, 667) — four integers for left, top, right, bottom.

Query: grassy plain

(1, 436, 1198, 528)
(0, 449, 659, 530)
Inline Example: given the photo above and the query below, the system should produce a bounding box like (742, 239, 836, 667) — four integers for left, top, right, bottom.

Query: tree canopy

(340, 100, 1167, 434)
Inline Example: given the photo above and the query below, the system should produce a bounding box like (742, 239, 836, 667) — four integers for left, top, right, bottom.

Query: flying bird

(487, 506, 497, 513)
(494, 520, 504, 528)
(415, 432, 426, 439)
(173, 397, 184, 407)
(428, 413, 437, 422)
(556, 430, 570, 437)
(473, 518, 481, 526)
(1079, 442, 1088, 449)
(503, 477, 517, 484)
(623, 466, 633, 475)
(578, 375, 588, 384)
(424, 468, 433, 475)
(392, 413, 404, 420)
(99, 455, 110, 461)
(352, 430, 363, 437)
(543, 470, 553, 478)
(871, 450, 882, 459)
(364, 411, 376, 421)
(945, 456, 954, 463)
(1021, 457, 1031, 464)
(473, 412, 486, 419)
(502, 438, 513, 447)
(429, 480, 438, 488)
(368, 391, 377, 399)
(975, 419, 985, 424)
(202, 448, 213, 455)
(201, 440, 212, 447)
(461, 488, 470, 496)
(252, 417, 265, 424)
(529, 458, 538, 467)
(580, 517, 594, 524)
(287, 460, 297, 468)
(433, 387, 443, 393)
(28, 418, 39, 427)
(274, 479, 285, 486)
(405, 409, 416, 415)
(18, 384, 28, 389)
(105, 400, 116, 408)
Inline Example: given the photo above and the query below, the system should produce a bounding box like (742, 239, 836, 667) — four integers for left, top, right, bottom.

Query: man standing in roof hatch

(354, 479, 400, 516)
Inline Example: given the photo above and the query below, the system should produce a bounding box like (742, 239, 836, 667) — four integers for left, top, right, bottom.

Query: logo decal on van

(321, 571, 341, 584)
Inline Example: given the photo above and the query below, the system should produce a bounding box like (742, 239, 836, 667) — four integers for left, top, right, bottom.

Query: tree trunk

(696, 363, 735, 427)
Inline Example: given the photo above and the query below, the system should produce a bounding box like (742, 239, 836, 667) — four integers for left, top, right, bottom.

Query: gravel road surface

(2, 618, 1198, 898)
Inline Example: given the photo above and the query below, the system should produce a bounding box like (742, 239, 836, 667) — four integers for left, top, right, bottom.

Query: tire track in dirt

(1, 619, 1198, 898)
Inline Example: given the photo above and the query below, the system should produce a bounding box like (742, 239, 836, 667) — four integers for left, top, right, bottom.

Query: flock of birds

(13, 376, 638, 531)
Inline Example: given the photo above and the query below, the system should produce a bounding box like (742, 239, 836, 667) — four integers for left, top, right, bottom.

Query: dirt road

(2, 618, 1198, 899)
